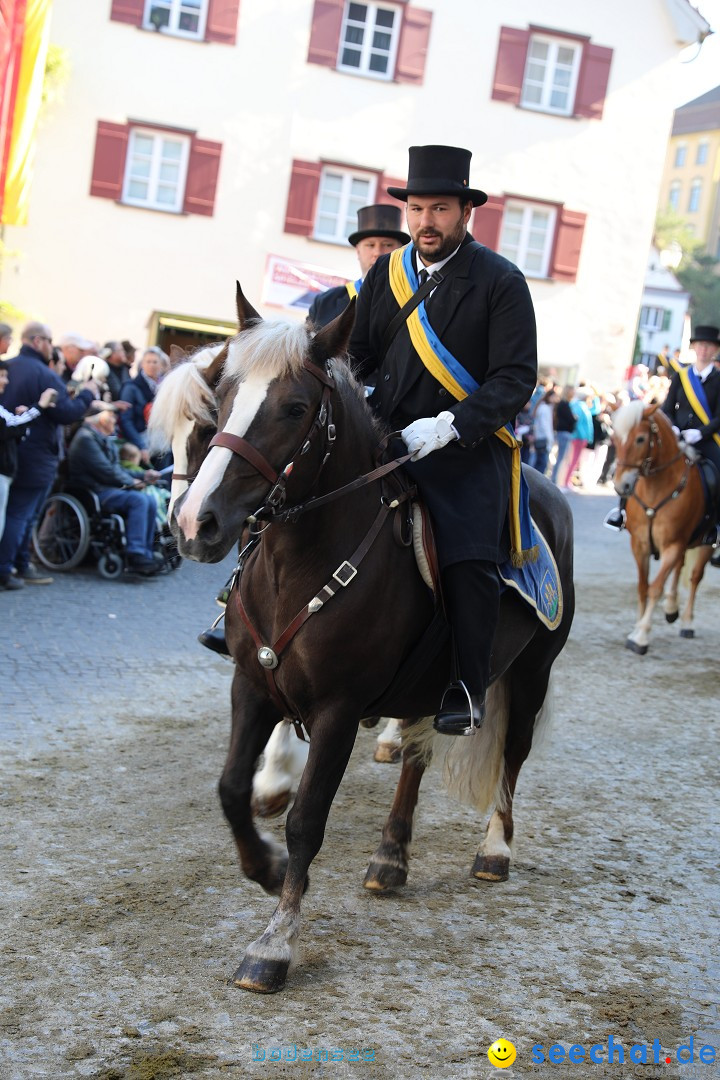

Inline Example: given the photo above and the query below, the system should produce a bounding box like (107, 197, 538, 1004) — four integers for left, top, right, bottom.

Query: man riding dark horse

(605, 324, 720, 540)
(350, 144, 538, 735)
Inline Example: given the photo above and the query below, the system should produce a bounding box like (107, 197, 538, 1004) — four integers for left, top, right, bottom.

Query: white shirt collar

(693, 363, 713, 382)
(415, 242, 463, 278)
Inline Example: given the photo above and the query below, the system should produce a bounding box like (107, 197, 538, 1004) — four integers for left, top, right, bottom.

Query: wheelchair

(32, 486, 182, 580)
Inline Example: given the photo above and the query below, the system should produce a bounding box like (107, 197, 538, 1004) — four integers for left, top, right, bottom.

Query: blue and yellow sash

(345, 277, 363, 300)
(389, 244, 537, 566)
(677, 366, 720, 449)
(658, 353, 681, 375)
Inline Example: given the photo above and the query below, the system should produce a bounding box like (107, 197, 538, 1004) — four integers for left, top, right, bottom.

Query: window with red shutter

(284, 160, 323, 236)
(376, 176, 406, 206)
(550, 208, 586, 282)
(90, 121, 130, 200)
(492, 25, 611, 120)
(205, 0, 240, 45)
(471, 196, 505, 251)
(110, 0, 144, 26)
(307, 0, 345, 67)
(183, 138, 222, 215)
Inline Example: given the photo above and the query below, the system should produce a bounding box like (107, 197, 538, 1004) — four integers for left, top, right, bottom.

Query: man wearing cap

(350, 145, 538, 735)
(307, 204, 409, 329)
(606, 325, 720, 533)
(59, 332, 96, 383)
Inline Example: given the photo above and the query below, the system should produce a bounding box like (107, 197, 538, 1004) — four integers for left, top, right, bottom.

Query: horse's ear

(236, 281, 262, 331)
(201, 342, 228, 389)
(169, 344, 186, 368)
(643, 404, 660, 419)
(310, 297, 356, 363)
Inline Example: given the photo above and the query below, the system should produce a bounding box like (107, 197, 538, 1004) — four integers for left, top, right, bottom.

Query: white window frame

(143, 0, 208, 40)
(688, 178, 702, 213)
(314, 166, 377, 244)
(668, 181, 681, 211)
(337, 1, 402, 81)
(640, 306, 665, 331)
(122, 127, 191, 214)
(521, 34, 582, 117)
(674, 143, 687, 168)
(498, 200, 557, 279)
(696, 140, 709, 165)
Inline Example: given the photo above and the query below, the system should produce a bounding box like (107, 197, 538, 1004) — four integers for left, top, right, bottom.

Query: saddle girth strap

(235, 502, 393, 738)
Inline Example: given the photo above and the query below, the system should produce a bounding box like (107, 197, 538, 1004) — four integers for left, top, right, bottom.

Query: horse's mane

(224, 320, 311, 383)
(611, 400, 645, 442)
(148, 343, 221, 451)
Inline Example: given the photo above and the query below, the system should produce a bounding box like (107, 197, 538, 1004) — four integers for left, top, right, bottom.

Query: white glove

(672, 425, 680, 436)
(402, 411, 459, 461)
(682, 428, 702, 445)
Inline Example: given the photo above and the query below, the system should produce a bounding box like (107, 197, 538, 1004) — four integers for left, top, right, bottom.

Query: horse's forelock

(224, 321, 311, 384)
(611, 400, 645, 442)
(148, 352, 219, 450)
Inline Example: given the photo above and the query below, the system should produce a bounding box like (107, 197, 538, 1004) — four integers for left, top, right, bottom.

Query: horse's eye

(287, 403, 307, 419)
(635, 435, 645, 444)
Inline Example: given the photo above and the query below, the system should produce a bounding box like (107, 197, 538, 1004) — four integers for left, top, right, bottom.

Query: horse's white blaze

(481, 810, 511, 860)
(168, 414, 194, 517)
(253, 721, 308, 803)
(176, 374, 271, 539)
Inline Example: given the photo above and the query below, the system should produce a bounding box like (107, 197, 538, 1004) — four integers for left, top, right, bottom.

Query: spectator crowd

(0, 320, 172, 589)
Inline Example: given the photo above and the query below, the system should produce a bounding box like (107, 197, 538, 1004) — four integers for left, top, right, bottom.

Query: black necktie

(418, 268, 429, 287)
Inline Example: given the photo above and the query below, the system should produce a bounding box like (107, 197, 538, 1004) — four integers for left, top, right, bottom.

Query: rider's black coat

(307, 285, 353, 329)
(662, 366, 720, 473)
(349, 233, 537, 566)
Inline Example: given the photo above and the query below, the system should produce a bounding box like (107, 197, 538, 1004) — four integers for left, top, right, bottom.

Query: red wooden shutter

(307, 0, 344, 67)
(205, 0, 240, 44)
(284, 159, 323, 235)
(183, 138, 222, 216)
(377, 175, 406, 205)
(471, 196, 505, 250)
(574, 43, 613, 120)
(491, 26, 529, 105)
(89, 121, 129, 200)
(550, 208, 586, 282)
(109, 0, 144, 26)
(395, 6, 432, 85)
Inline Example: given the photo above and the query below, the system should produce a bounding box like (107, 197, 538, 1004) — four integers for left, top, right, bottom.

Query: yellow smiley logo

(487, 1039, 517, 1069)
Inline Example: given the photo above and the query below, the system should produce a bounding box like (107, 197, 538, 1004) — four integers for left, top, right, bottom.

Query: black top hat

(386, 145, 488, 207)
(689, 325, 720, 345)
(347, 204, 410, 247)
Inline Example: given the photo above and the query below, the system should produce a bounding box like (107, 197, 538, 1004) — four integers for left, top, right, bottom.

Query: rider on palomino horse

(605, 324, 720, 541)
(350, 144, 538, 735)
(197, 203, 409, 656)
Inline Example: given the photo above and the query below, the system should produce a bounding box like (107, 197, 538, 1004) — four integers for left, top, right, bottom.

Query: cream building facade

(1, 0, 710, 386)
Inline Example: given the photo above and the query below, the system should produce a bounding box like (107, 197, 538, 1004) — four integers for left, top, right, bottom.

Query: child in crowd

(119, 442, 170, 526)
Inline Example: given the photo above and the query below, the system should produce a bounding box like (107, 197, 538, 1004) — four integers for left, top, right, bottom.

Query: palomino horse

(170, 289, 574, 994)
(149, 345, 401, 818)
(612, 401, 714, 653)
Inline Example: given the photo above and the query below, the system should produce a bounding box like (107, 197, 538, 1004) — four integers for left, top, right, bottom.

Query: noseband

(208, 358, 336, 516)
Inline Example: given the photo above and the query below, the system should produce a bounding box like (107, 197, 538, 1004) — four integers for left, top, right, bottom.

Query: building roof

(672, 83, 720, 134)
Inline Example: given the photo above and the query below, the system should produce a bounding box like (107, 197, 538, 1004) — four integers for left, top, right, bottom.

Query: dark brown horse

(612, 401, 714, 653)
(170, 290, 575, 994)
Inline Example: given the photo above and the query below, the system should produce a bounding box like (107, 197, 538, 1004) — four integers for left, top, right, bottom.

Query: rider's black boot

(198, 625, 231, 657)
(603, 499, 627, 531)
(433, 681, 485, 736)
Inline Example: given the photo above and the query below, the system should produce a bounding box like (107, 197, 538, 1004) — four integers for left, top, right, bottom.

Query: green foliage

(675, 253, 720, 327)
(654, 208, 703, 262)
(42, 44, 70, 108)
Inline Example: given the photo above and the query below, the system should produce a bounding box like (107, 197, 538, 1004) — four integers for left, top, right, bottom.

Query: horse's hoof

(363, 858, 408, 891)
(251, 790, 292, 819)
(232, 954, 289, 994)
(625, 638, 648, 655)
(679, 628, 695, 639)
(472, 854, 510, 882)
(360, 715, 381, 729)
(374, 742, 402, 764)
(665, 611, 679, 624)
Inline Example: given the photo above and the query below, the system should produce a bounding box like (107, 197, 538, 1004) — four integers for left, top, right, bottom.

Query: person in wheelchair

(67, 410, 163, 575)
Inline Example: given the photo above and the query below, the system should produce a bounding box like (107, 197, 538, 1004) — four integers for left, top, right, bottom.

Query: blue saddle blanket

(498, 519, 562, 630)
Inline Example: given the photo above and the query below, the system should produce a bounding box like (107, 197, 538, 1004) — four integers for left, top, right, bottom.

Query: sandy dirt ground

(2, 491, 719, 1080)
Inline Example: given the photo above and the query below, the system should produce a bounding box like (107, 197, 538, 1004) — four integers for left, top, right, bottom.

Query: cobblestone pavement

(1, 489, 719, 1080)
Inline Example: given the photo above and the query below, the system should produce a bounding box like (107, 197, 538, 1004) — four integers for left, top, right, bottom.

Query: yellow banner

(1, 0, 53, 226)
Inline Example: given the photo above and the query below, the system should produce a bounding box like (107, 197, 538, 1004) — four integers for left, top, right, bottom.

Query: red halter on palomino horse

(169, 288, 574, 995)
(612, 402, 716, 653)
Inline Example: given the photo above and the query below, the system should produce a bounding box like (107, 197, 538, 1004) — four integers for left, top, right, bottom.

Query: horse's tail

(402, 675, 511, 814)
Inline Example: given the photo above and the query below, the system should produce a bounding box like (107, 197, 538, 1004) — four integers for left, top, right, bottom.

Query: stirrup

(433, 681, 485, 736)
(603, 507, 626, 532)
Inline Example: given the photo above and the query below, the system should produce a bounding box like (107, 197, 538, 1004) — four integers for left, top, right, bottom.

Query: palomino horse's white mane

(224, 321, 311, 383)
(611, 400, 645, 442)
(148, 343, 222, 452)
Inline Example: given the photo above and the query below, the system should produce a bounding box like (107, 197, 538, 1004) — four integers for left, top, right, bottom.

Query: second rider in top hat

(351, 145, 538, 735)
